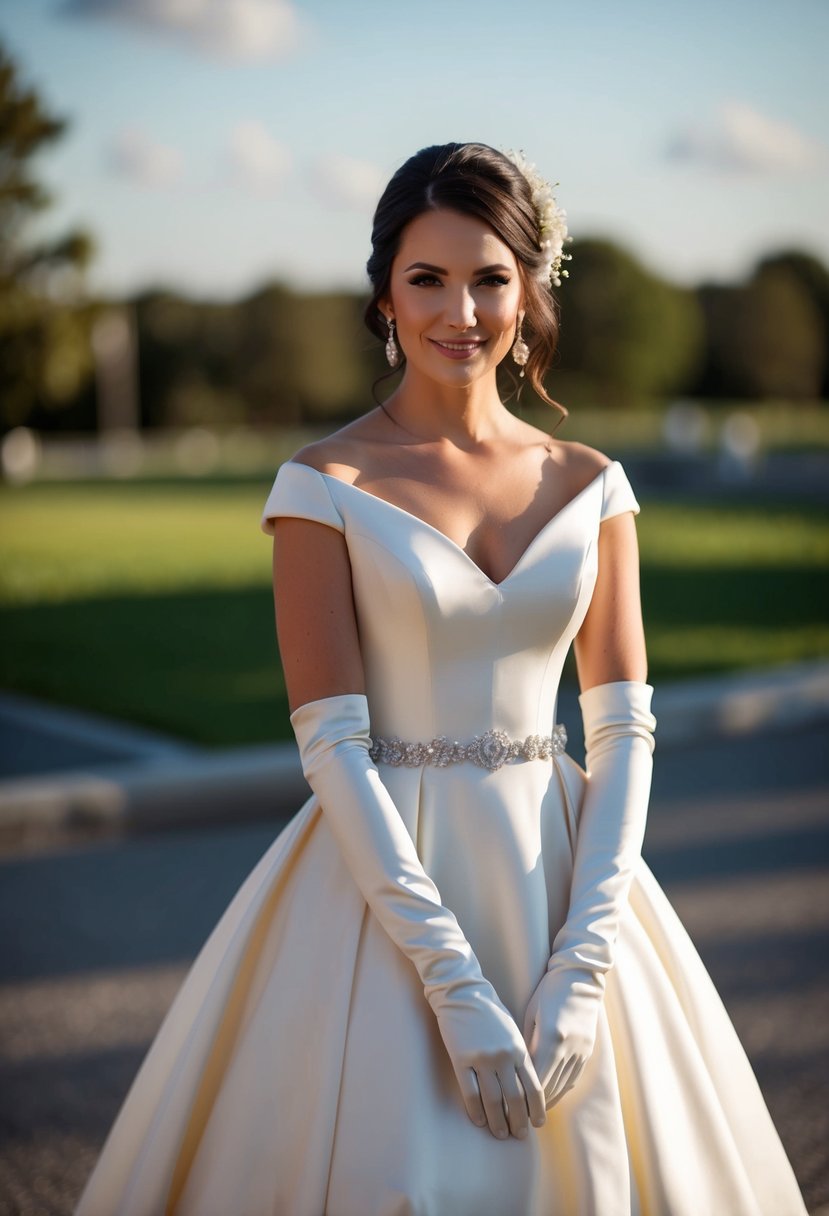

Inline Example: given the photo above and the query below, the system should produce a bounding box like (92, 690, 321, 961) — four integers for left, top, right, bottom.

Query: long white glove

(290, 692, 546, 1140)
(523, 680, 656, 1108)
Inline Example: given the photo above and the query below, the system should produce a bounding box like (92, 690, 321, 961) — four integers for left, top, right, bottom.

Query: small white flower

(503, 148, 573, 287)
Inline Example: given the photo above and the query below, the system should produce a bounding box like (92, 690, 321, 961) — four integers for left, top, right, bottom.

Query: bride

(75, 142, 808, 1215)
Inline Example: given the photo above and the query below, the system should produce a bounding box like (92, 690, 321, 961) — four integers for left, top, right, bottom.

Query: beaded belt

(368, 725, 567, 773)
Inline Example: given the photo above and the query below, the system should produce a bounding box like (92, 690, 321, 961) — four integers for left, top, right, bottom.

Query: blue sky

(2, 0, 828, 300)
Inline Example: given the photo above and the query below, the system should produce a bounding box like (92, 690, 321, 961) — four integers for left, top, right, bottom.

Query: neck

(383, 367, 514, 448)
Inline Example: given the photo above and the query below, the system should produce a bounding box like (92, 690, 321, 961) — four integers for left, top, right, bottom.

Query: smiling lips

(429, 338, 486, 360)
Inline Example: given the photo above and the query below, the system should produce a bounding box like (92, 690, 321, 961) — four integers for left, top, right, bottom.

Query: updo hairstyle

(364, 142, 565, 417)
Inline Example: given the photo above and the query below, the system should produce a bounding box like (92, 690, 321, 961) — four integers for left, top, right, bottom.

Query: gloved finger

(475, 1068, 510, 1139)
(516, 1056, 546, 1128)
(522, 995, 540, 1052)
(536, 1042, 567, 1091)
(453, 1063, 487, 1128)
(495, 1065, 530, 1138)
(542, 1053, 570, 1106)
(546, 1056, 580, 1108)
(558, 1058, 585, 1102)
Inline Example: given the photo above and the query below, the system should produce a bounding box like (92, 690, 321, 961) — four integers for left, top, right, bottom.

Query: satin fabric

(75, 459, 808, 1216)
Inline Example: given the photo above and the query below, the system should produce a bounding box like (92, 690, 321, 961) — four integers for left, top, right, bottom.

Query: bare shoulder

(513, 415, 610, 479)
(288, 410, 388, 484)
(545, 437, 612, 488)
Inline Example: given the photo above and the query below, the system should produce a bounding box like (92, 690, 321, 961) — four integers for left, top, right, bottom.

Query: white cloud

(666, 101, 829, 174)
(223, 121, 292, 192)
(103, 126, 184, 186)
(309, 154, 386, 211)
(61, 0, 306, 63)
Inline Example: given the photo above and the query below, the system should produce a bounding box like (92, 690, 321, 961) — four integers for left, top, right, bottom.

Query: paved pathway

(0, 721, 827, 1214)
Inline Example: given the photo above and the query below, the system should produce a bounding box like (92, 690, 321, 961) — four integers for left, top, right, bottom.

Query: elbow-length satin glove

(290, 693, 546, 1139)
(523, 680, 657, 1108)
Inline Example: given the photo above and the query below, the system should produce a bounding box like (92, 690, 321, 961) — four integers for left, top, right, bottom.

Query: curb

(0, 745, 308, 854)
(651, 657, 829, 747)
(0, 689, 195, 764)
(1, 659, 827, 853)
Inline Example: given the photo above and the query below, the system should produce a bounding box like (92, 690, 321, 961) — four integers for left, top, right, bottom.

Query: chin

(430, 367, 482, 389)
(424, 356, 499, 388)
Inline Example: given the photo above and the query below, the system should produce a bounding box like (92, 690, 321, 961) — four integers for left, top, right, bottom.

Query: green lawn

(2, 478, 827, 746)
(634, 503, 829, 678)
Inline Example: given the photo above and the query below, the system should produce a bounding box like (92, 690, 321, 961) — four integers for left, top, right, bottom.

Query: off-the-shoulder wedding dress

(75, 459, 807, 1216)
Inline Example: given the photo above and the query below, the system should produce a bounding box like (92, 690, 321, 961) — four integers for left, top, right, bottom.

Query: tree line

(1, 40, 827, 437)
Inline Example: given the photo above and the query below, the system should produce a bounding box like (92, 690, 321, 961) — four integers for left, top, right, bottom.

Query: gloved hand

(523, 680, 656, 1107)
(291, 693, 546, 1140)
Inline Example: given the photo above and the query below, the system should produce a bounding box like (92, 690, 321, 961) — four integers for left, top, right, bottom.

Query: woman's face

(381, 208, 525, 388)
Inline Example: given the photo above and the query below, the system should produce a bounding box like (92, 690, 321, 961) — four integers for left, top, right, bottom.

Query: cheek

(488, 300, 521, 336)
(484, 286, 522, 324)
(395, 295, 435, 332)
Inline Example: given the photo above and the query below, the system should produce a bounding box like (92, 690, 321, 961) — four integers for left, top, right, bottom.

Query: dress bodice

(261, 459, 639, 741)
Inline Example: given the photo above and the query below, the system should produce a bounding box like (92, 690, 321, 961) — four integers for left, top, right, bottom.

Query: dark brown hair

(364, 142, 565, 418)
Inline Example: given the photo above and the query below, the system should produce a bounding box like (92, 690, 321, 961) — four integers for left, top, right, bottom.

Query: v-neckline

(312, 463, 613, 590)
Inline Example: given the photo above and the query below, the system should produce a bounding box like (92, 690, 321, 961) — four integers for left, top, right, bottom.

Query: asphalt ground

(0, 718, 827, 1215)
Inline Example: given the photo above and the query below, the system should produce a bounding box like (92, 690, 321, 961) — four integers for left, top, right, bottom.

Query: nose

(444, 286, 477, 330)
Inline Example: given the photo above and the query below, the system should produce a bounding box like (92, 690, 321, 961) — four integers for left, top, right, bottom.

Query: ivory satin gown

(75, 459, 808, 1216)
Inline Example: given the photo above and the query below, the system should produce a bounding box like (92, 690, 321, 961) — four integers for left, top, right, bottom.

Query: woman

(75, 143, 808, 1215)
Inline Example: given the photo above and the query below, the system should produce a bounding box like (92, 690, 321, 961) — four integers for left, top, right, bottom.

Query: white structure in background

(1, 427, 42, 484)
(662, 400, 711, 455)
(718, 411, 762, 482)
(175, 427, 221, 476)
(91, 306, 144, 477)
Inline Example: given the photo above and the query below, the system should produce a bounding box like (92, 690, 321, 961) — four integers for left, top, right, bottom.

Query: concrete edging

(0, 746, 308, 851)
(651, 657, 829, 746)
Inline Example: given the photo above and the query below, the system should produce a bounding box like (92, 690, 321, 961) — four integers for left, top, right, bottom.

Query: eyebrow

(403, 261, 513, 275)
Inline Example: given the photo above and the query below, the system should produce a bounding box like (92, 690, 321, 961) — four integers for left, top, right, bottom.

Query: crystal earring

(385, 316, 400, 368)
(512, 320, 529, 377)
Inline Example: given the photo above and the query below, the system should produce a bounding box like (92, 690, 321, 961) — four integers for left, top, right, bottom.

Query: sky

(2, 0, 828, 302)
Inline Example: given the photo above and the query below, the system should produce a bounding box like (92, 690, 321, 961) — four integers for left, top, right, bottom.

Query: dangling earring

(511, 317, 529, 377)
(385, 316, 400, 368)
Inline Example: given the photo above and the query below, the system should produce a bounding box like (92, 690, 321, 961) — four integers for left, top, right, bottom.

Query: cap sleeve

(601, 461, 640, 522)
(260, 461, 345, 535)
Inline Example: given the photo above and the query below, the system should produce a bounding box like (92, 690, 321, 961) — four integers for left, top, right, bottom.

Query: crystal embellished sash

(368, 725, 567, 772)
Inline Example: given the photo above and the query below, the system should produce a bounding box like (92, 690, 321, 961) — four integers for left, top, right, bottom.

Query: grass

(635, 503, 829, 678)
(0, 480, 270, 604)
(1, 478, 827, 745)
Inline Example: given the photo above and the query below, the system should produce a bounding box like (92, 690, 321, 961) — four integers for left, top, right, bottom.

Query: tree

(236, 286, 379, 426)
(0, 40, 96, 432)
(133, 289, 245, 429)
(755, 250, 829, 396)
(553, 238, 704, 408)
(693, 260, 825, 401)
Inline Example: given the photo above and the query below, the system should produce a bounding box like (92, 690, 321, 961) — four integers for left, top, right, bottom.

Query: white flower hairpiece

(503, 148, 573, 287)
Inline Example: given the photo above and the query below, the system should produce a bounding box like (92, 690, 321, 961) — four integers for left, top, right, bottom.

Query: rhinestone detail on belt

(368, 725, 567, 772)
